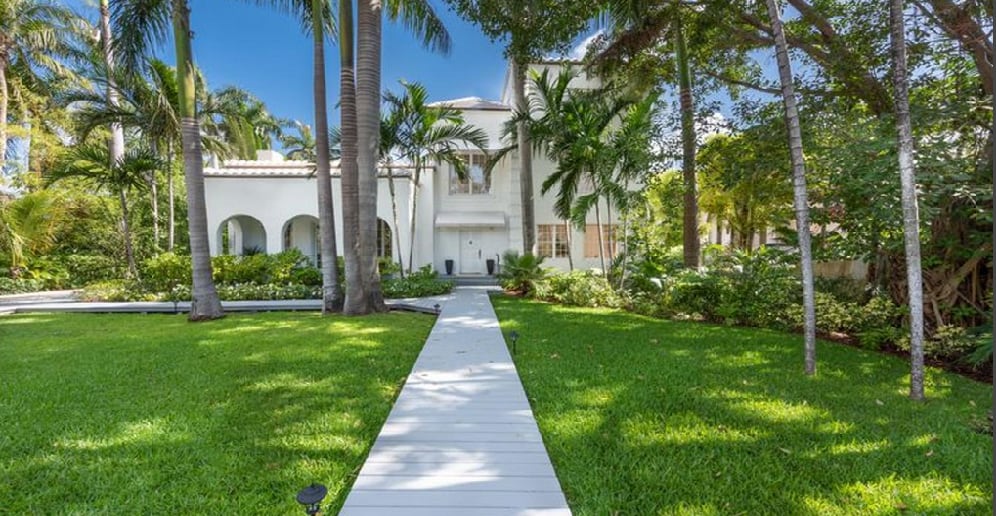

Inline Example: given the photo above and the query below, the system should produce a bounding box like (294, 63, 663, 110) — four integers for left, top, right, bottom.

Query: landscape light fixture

(296, 483, 328, 516)
(510, 331, 519, 355)
(434, 303, 441, 314)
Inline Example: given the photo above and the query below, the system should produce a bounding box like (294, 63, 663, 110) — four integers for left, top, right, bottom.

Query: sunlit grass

(493, 295, 993, 515)
(0, 311, 432, 514)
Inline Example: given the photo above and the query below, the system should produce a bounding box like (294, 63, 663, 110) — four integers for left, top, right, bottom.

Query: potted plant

(444, 259, 454, 275)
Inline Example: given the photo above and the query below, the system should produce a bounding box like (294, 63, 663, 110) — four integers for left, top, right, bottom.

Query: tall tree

(764, 0, 817, 375)
(340, 0, 451, 314)
(889, 0, 926, 400)
(444, 0, 596, 255)
(673, 18, 700, 268)
(309, 0, 344, 313)
(112, 0, 224, 320)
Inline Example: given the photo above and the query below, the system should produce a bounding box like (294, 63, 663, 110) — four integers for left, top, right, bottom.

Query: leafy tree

(112, 0, 224, 320)
(48, 144, 160, 278)
(383, 81, 489, 272)
(764, 0, 818, 375)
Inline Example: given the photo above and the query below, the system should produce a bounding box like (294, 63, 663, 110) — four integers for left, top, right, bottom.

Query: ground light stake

(296, 483, 327, 515)
(510, 331, 519, 355)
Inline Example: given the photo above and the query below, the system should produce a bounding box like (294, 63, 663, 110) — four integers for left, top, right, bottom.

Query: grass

(0, 311, 433, 514)
(492, 295, 993, 515)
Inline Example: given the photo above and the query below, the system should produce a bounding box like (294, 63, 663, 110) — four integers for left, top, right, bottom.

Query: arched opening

(217, 215, 267, 256)
(377, 218, 393, 259)
(282, 215, 320, 265)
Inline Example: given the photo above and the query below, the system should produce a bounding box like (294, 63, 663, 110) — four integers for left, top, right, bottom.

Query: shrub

(814, 276, 868, 304)
(269, 249, 310, 283)
(713, 248, 799, 327)
(535, 270, 621, 308)
(0, 277, 47, 295)
(58, 254, 120, 287)
(142, 253, 192, 292)
(290, 266, 322, 286)
(79, 280, 153, 302)
(664, 270, 729, 322)
(382, 265, 454, 298)
(212, 254, 271, 285)
(497, 251, 547, 295)
(215, 283, 320, 301)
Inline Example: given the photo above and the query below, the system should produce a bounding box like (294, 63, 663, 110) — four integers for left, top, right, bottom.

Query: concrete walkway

(339, 287, 570, 516)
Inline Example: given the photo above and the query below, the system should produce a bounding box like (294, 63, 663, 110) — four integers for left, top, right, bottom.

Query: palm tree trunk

(355, 0, 386, 313)
(676, 19, 699, 269)
(512, 58, 537, 254)
(385, 165, 404, 277)
(99, 0, 125, 164)
(312, 0, 344, 313)
(149, 170, 159, 250)
(606, 196, 615, 262)
(595, 198, 606, 277)
(0, 58, 8, 174)
(890, 0, 926, 400)
(766, 0, 817, 375)
(118, 189, 138, 278)
(167, 143, 175, 251)
(407, 162, 420, 273)
(172, 0, 223, 320)
(565, 220, 574, 271)
(339, 0, 366, 314)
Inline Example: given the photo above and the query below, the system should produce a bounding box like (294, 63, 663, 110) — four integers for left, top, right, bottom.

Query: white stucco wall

(204, 174, 432, 269)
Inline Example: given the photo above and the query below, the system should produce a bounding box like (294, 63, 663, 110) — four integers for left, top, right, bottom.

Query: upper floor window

(449, 153, 490, 195)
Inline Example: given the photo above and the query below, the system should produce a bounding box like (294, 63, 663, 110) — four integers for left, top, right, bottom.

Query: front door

(459, 231, 483, 274)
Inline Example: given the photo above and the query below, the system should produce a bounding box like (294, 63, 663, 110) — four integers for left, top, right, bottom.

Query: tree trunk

(354, 0, 386, 313)
(118, 189, 138, 278)
(149, 170, 159, 250)
(407, 163, 420, 273)
(312, 0, 344, 313)
(0, 57, 8, 175)
(565, 220, 574, 271)
(890, 0, 926, 400)
(512, 59, 536, 254)
(595, 198, 606, 278)
(172, 0, 223, 321)
(340, 0, 365, 314)
(676, 19, 700, 269)
(99, 0, 125, 165)
(385, 165, 404, 277)
(766, 0, 817, 375)
(167, 144, 175, 251)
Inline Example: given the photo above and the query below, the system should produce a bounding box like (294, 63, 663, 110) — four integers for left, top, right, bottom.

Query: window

(538, 224, 570, 258)
(584, 224, 619, 258)
(377, 219, 393, 258)
(449, 153, 490, 195)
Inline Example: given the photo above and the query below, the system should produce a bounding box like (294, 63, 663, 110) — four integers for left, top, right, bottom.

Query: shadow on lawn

(494, 298, 993, 515)
(0, 312, 430, 514)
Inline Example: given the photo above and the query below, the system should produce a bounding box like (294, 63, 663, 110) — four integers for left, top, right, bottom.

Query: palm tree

(206, 86, 284, 160)
(764, 0, 817, 375)
(0, 0, 79, 175)
(281, 121, 318, 161)
(48, 144, 160, 278)
(378, 107, 407, 276)
(99, 0, 126, 166)
(889, 0, 926, 400)
(384, 81, 489, 272)
(112, 0, 224, 320)
(341, 0, 451, 314)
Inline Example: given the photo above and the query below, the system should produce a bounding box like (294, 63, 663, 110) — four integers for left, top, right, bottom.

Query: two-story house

(203, 62, 624, 275)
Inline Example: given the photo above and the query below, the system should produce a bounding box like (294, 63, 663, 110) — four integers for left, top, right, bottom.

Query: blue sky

(68, 0, 595, 129)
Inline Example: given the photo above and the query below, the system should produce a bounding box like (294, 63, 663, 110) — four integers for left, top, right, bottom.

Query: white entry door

(459, 231, 483, 274)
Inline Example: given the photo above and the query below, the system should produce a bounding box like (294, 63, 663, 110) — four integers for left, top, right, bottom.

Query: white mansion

(204, 62, 622, 276)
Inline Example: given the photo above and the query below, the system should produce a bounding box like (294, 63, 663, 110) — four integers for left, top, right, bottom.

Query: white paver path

(339, 287, 570, 516)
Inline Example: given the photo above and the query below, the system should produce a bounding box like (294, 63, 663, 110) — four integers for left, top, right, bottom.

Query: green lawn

(493, 295, 993, 515)
(0, 311, 433, 514)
